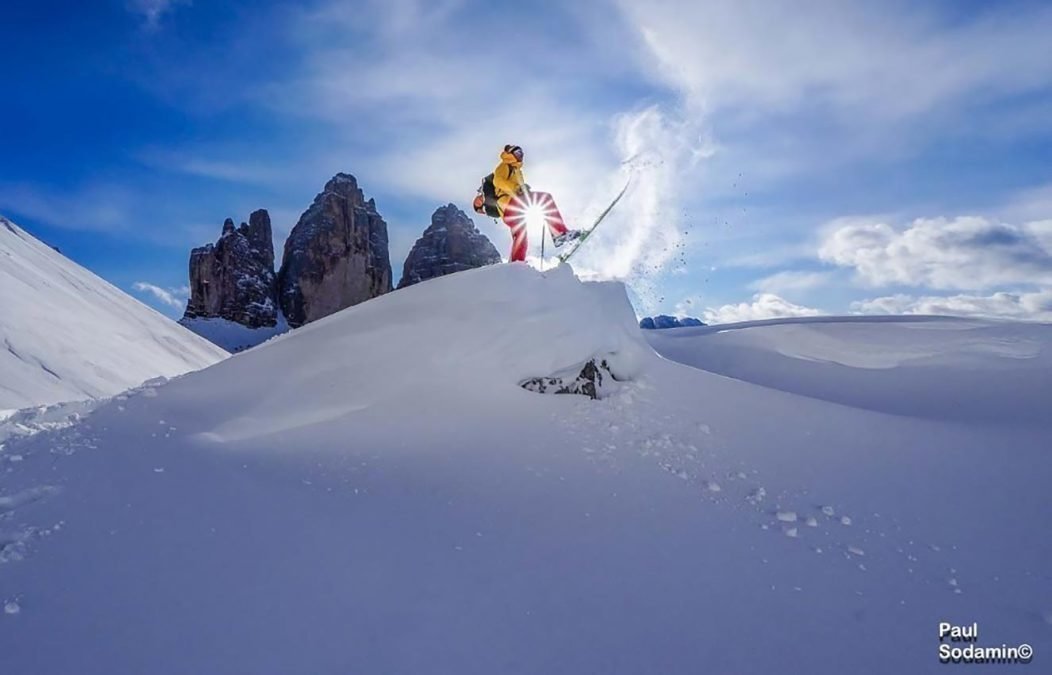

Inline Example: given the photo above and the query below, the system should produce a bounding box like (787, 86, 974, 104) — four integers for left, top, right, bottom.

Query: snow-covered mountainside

(1, 264, 1049, 674)
(0, 216, 227, 409)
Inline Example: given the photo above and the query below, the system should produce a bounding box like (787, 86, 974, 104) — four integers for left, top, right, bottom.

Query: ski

(557, 178, 631, 264)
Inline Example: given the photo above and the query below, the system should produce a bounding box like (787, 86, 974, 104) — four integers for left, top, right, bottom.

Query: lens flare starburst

(519, 191, 559, 239)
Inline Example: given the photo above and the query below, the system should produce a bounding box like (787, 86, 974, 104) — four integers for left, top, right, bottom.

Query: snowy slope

(0, 216, 227, 409)
(1, 264, 1050, 674)
(644, 315, 1052, 425)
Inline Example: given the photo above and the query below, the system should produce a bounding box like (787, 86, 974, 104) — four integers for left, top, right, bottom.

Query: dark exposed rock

(639, 315, 705, 329)
(398, 204, 501, 289)
(181, 210, 278, 328)
(520, 357, 620, 400)
(277, 173, 392, 328)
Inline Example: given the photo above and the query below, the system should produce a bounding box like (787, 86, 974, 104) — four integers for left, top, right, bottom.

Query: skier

(473, 144, 581, 262)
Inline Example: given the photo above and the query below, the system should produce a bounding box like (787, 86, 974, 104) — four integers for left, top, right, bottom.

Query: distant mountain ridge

(639, 315, 705, 329)
(179, 174, 500, 351)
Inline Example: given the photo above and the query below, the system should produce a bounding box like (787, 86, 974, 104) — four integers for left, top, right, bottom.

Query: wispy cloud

(610, 0, 1052, 205)
(127, 0, 189, 29)
(0, 182, 135, 234)
(1001, 183, 1052, 224)
(618, 0, 1052, 120)
(133, 282, 189, 309)
(135, 148, 289, 186)
(0, 181, 222, 248)
(749, 270, 833, 295)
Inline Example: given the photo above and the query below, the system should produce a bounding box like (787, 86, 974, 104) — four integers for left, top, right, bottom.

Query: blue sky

(2, 0, 1051, 321)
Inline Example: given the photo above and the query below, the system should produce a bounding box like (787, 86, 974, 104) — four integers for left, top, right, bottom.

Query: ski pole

(540, 219, 546, 273)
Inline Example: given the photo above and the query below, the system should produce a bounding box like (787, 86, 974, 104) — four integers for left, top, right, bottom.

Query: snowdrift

(0, 216, 227, 409)
(1, 263, 1050, 674)
(163, 263, 652, 445)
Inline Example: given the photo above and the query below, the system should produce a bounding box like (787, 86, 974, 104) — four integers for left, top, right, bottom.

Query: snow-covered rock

(0, 216, 226, 409)
(398, 204, 501, 289)
(520, 356, 623, 399)
(182, 210, 279, 330)
(277, 173, 392, 328)
(1, 263, 1050, 674)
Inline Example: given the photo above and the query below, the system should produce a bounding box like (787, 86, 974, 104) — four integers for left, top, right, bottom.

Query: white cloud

(133, 282, 189, 309)
(703, 293, 823, 324)
(127, 0, 188, 29)
(818, 216, 1052, 290)
(853, 290, 1052, 323)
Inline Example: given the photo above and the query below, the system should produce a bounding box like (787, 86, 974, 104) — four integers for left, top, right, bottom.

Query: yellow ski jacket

(492, 148, 526, 211)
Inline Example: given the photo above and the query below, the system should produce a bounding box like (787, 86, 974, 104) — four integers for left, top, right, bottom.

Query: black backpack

(473, 173, 501, 218)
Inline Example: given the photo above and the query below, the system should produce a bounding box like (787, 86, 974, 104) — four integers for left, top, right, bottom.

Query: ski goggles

(505, 145, 524, 162)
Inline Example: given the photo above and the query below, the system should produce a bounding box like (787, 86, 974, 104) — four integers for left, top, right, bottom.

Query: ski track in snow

(0, 385, 159, 572)
(555, 376, 976, 604)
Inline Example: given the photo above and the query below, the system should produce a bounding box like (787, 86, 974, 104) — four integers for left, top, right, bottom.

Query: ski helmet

(505, 144, 524, 162)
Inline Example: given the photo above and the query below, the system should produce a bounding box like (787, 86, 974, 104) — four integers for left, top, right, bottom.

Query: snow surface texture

(180, 314, 290, 353)
(644, 316, 1052, 425)
(1, 263, 1050, 674)
(0, 217, 227, 408)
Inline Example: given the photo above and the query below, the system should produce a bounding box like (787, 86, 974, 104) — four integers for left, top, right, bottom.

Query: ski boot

(552, 230, 583, 248)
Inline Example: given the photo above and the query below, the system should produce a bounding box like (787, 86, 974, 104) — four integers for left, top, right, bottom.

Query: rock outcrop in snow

(520, 357, 621, 399)
(398, 204, 501, 289)
(639, 315, 705, 329)
(277, 173, 392, 328)
(0, 215, 226, 409)
(181, 210, 279, 329)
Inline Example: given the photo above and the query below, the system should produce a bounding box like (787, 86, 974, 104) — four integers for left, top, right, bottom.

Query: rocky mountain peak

(277, 173, 392, 328)
(317, 173, 369, 204)
(241, 209, 275, 265)
(181, 211, 278, 329)
(398, 204, 501, 289)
